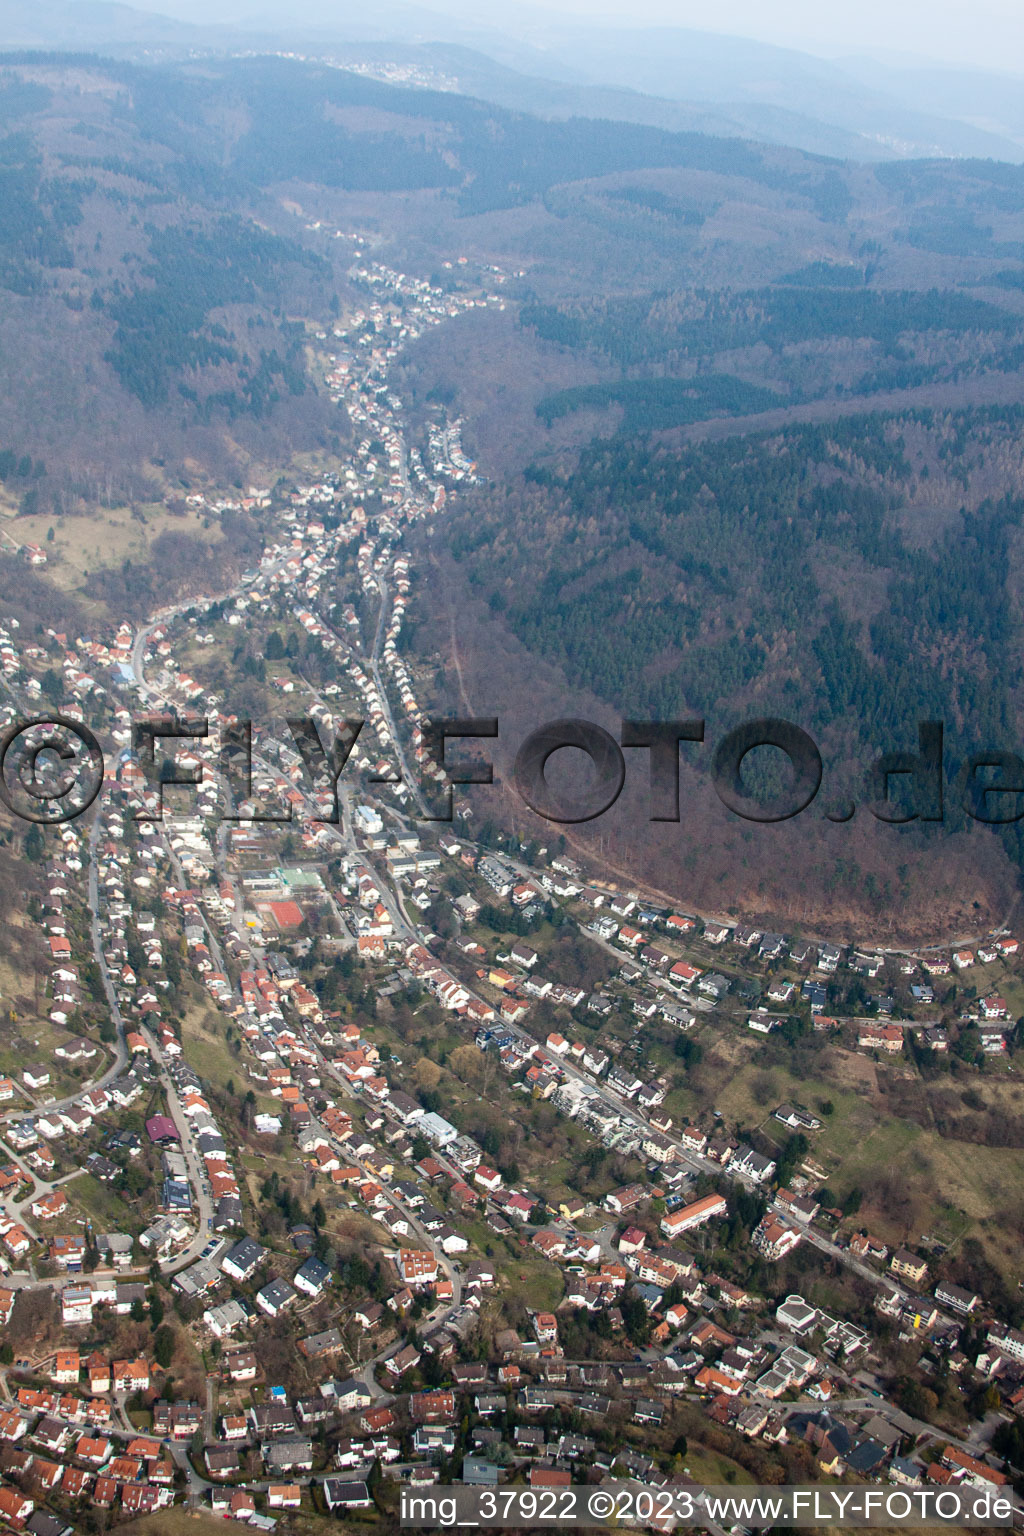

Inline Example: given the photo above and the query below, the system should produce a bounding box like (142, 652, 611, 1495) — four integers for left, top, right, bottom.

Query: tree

(414, 1056, 442, 1093)
(621, 1290, 651, 1346)
(895, 1376, 939, 1421)
(154, 1324, 176, 1369)
(481, 1125, 501, 1157)
(450, 1043, 485, 1091)
(39, 667, 62, 704)
(422, 1352, 445, 1387)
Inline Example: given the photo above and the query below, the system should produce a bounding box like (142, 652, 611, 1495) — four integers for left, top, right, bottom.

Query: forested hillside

(450, 408, 1021, 741)
(427, 405, 1024, 926)
(0, 58, 346, 511)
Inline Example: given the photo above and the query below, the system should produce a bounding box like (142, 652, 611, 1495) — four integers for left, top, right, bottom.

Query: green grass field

(494, 1249, 564, 1313)
(65, 1171, 144, 1238)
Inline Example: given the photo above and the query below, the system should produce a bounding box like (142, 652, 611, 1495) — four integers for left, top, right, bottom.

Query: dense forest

(522, 285, 1022, 423)
(0, 57, 359, 502)
(444, 407, 1024, 874)
(127, 53, 790, 216)
(0, 126, 86, 293)
(523, 287, 1014, 365)
(535, 374, 782, 431)
(97, 219, 320, 412)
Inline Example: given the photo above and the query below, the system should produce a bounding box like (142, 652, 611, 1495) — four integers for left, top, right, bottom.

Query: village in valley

(1, 247, 1024, 1535)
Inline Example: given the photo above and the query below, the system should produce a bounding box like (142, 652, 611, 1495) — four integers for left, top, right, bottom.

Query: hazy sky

(478, 0, 1024, 72)
(94, 0, 1024, 75)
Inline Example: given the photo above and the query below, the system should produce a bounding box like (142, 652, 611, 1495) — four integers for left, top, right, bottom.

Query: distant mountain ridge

(6, 0, 1024, 163)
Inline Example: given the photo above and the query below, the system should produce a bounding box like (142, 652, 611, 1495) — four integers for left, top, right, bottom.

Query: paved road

(204, 1374, 217, 1444)
(0, 810, 131, 1135)
(369, 576, 428, 820)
